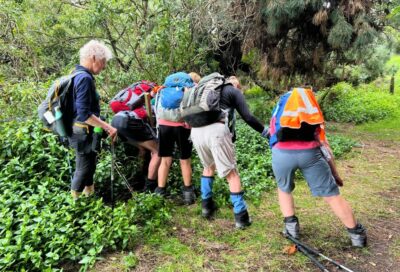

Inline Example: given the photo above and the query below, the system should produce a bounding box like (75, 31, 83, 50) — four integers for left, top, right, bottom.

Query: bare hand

(106, 125, 118, 143)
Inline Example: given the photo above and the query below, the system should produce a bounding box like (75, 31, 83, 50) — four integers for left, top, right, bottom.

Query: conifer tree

(191, 0, 395, 87)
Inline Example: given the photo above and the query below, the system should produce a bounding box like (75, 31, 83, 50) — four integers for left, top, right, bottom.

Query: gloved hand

(261, 126, 270, 139)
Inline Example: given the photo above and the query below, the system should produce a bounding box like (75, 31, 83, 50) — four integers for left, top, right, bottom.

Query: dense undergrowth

(0, 120, 170, 271)
(0, 117, 356, 271)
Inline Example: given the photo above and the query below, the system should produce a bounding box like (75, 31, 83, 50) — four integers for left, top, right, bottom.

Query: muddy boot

(234, 209, 252, 229)
(202, 198, 217, 219)
(283, 215, 300, 238)
(154, 186, 166, 197)
(143, 178, 157, 193)
(347, 223, 367, 247)
(182, 185, 196, 205)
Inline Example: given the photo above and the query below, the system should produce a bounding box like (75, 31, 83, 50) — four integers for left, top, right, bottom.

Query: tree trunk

(390, 74, 394, 95)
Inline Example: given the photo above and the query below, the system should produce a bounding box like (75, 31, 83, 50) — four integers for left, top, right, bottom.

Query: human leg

(71, 151, 95, 200)
(278, 188, 295, 217)
(156, 156, 172, 195)
(323, 195, 356, 228)
(156, 125, 176, 195)
(83, 152, 97, 197)
(200, 166, 217, 218)
(225, 169, 251, 228)
(139, 140, 161, 192)
(272, 148, 300, 237)
(301, 148, 366, 246)
(191, 127, 218, 215)
(323, 195, 367, 247)
(177, 127, 195, 204)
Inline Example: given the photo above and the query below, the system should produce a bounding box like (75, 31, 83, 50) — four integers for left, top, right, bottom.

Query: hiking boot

(234, 209, 252, 229)
(154, 186, 166, 197)
(347, 223, 367, 248)
(83, 185, 95, 197)
(143, 179, 157, 193)
(182, 185, 196, 205)
(283, 215, 300, 239)
(202, 198, 217, 219)
(71, 190, 81, 201)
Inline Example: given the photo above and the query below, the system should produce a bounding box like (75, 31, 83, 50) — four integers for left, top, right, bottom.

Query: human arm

(317, 130, 343, 186)
(229, 87, 264, 133)
(85, 115, 117, 142)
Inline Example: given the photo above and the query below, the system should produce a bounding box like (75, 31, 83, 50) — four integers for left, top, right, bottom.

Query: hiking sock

(283, 215, 300, 238)
(201, 176, 214, 200)
(347, 223, 367, 247)
(230, 191, 247, 214)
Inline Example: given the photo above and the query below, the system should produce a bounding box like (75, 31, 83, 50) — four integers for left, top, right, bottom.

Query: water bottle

(54, 106, 67, 137)
(92, 126, 103, 153)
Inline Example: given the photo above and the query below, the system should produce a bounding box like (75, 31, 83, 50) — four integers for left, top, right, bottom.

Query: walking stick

(284, 234, 355, 272)
(110, 141, 115, 212)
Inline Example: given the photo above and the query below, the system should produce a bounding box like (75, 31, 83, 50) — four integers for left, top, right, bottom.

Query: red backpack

(110, 81, 156, 119)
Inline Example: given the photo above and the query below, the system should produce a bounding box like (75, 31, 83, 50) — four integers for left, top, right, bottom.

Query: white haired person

(68, 40, 117, 200)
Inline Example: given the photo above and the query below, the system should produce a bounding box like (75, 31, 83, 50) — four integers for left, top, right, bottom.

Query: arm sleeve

(74, 77, 94, 122)
(232, 89, 265, 133)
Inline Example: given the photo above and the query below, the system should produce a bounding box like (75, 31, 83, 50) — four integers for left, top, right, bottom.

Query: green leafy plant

(0, 120, 170, 271)
(318, 81, 400, 124)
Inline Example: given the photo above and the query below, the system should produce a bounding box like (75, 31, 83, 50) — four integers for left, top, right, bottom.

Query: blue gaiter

(201, 176, 214, 200)
(230, 191, 247, 214)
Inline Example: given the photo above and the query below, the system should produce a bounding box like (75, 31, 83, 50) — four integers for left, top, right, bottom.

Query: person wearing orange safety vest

(267, 87, 367, 247)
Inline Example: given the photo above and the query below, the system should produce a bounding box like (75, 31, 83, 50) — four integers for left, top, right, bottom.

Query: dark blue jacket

(72, 65, 100, 122)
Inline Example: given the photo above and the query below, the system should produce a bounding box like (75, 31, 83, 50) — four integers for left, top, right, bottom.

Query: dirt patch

(333, 133, 400, 272)
(378, 187, 400, 201)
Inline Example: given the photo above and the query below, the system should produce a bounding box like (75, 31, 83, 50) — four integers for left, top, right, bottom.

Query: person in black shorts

(154, 72, 197, 205)
(110, 81, 161, 192)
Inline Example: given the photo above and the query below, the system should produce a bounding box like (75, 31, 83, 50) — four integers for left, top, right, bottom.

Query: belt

(73, 122, 90, 134)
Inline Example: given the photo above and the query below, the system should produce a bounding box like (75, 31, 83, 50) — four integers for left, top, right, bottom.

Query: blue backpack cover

(156, 72, 194, 121)
(268, 91, 292, 148)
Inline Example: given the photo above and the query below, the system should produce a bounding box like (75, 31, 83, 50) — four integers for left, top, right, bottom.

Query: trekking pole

(110, 141, 115, 212)
(66, 150, 73, 183)
(297, 244, 329, 272)
(285, 234, 355, 272)
(114, 163, 134, 194)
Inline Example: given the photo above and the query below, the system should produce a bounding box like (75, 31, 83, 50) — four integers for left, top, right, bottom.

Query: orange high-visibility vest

(280, 88, 327, 142)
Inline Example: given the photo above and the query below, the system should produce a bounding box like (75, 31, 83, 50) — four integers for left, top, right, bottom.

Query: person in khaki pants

(190, 75, 268, 228)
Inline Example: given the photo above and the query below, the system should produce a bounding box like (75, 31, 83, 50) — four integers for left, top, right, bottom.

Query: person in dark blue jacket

(68, 40, 117, 200)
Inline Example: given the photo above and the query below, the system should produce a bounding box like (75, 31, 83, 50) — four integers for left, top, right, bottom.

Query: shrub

(0, 120, 170, 271)
(318, 81, 400, 124)
(245, 95, 275, 123)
